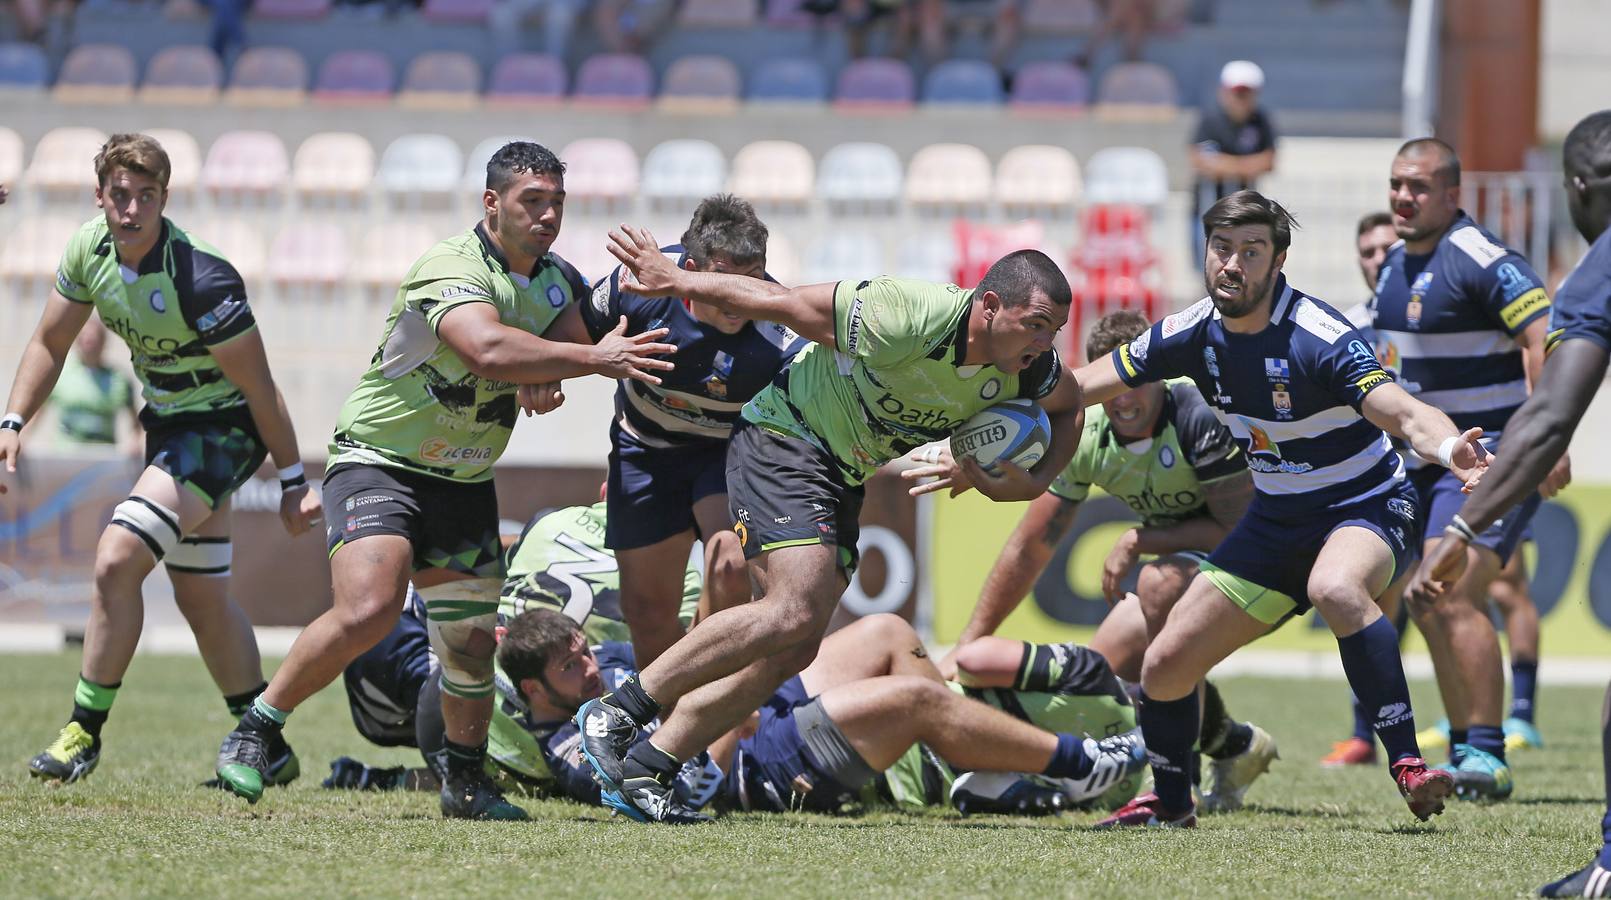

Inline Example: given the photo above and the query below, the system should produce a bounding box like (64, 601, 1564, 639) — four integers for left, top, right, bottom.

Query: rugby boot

(1202, 724, 1279, 812)
(1415, 717, 1451, 754)
(1449, 744, 1514, 801)
(1092, 792, 1197, 829)
(215, 728, 271, 803)
(28, 722, 100, 784)
(1392, 757, 1455, 821)
(321, 757, 406, 791)
(950, 772, 1067, 817)
(440, 767, 528, 821)
(1319, 737, 1376, 767)
(1503, 717, 1545, 752)
(1062, 731, 1150, 806)
(1540, 860, 1611, 898)
(608, 771, 713, 824)
(575, 696, 639, 795)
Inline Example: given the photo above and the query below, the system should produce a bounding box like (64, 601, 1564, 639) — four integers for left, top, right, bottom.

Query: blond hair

(94, 133, 171, 191)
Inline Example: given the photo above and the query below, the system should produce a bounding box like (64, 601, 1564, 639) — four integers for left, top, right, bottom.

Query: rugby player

(211, 141, 676, 819)
(3, 134, 319, 785)
(577, 230, 1096, 823)
(582, 195, 803, 668)
(1076, 190, 1488, 828)
(1408, 110, 1611, 898)
(910, 308, 1275, 811)
(1372, 138, 1566, 799)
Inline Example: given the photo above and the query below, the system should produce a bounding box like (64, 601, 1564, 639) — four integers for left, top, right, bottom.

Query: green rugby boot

(215, 728, 271, 803)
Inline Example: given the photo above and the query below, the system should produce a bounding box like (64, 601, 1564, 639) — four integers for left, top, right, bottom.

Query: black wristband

(279, 474, 307, 492)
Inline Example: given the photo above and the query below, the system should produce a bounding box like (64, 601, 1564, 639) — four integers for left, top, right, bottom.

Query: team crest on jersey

(1407, 271, 1433, 328)
(703, 351, 735, 399)
(1159, 446, 1175, 468)
(1203, 347, 1220, 378)
(1264, 358, 1289, 381)
(1271, 387, 1292, 419)
(980, 378, 1001, 400)
(149, 290, 165, 313)
(546, 283, 566, 308)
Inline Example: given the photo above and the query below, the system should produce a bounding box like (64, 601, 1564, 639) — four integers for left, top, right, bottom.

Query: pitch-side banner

(928, 488, 1611, 656)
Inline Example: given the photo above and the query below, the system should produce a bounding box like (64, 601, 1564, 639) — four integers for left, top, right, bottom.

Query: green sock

(70, 676, 120, 739)
(251, 695, 288, 726)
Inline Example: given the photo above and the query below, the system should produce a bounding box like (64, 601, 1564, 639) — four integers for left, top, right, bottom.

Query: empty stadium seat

(803, 232, 885, 284)
(727, 140, 814, 207)
(0, 215, 81, 279)
(54, 43, 136, 103)
(140, 45, 223, 104)
(761, 230, 799, 284)
(640, 139, 727, 206)
(1022, 0, 1100, 33)
(1094, 62, 1178, 112)
(749, 58, 826, 103)
(354, 223, 440, 286)
(226, 46, 308, 106)
(252, 0, 330, 19)
(1009, 61, 1089, 112)
(421, 0, 494, 23)
(548, 225, 617, 286)
(143, 128, 203, 196)
(195, 218, 267, 281)
(678, 0, 757, 27)
(24, 127, 108, 194)
(905, 143, 992, 209)
(399, 51, 480, 109)
(573, 53, 653, 109)
(0, 127, 24, 187)
(834, 59, 915, 108)
(292, 132, 375, 202)
(560, 137, 639, 206)
(202, 130, 290, 198)
(896, 230, 958, 284)
(313, 50, 394, 104)
(463, 135, 536, 190)
(0, 42, 48, 92)
(817, 141, 902, 209)
(486, 53, 566, 106)
(1083, 146, 1169, 206)
(659, 54, 740, 112)
(996, 144, 1081, 212)
(762, 0, 813, 26)
(921, 59, 1002, 105)
(378, 133, 463, 199)
(270, 222, 348, 284)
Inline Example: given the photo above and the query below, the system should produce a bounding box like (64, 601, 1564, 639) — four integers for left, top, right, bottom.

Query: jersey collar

(474, 222, 544, 278)
(1265, 276, 1296, 324)
(93, 218, 171, 276)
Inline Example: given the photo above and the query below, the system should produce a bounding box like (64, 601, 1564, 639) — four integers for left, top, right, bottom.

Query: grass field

(0, 651, 1604, 899)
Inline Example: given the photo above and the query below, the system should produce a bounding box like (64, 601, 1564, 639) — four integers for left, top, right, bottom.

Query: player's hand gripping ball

(948, 399, 1051, 475)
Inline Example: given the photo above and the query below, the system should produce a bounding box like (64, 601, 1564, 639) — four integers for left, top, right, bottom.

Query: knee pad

(421, 578, 502, 700)
(109, 496, 182, 561)
(165, 535, 232, 576)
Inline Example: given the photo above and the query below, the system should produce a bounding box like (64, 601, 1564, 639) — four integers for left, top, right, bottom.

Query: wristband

(277, 462, 306, 492)
(1446, 515, 1478, 543)
(0, 413, 23, 433)
(1436, 435, 1459, 468)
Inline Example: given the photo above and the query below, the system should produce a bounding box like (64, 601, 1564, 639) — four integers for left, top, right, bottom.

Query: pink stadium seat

(142, 128, 203, 195)
(573, 53, 653, 108)
(659, 54, 740, 111)
(1094, 62, 1179, 110)
(354, 223, 440, 286)
(677, 0, 756, 27)
(195, 218, 268, 281)
(24, 126, 108, 194)
(1009, 61, 1089, 113)
(140, 45, 223, 104)
(486, 53, 566, 106)
(559, 137, 639, 205)
(269, 222, 348, 284)
(996, 144, 1081, 212)
(252, 0, 330, 19)
(54, 43, 136, 103)
(834, 58, 914, 109)
(202, 130, 290, 197)
(421, 0, 494, 23)
(291, 132, 375, 201)
(226, 46, 308, 105)
(905, 143, 992, 209)
(312, 50, 394, 104)
(399, 51, 480, 108)
(727, 140, 814, 206)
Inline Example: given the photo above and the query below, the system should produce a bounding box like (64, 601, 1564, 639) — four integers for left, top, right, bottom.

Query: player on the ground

(2, 134, 320, 785)
(580, 195, 803, 668)
(909, 308, 1273, 812)
(210, 141, 676, 819)
(575, 233, 1095, 823)
(1408, 109, 1611, 897)
(1372, 138, 1566, 800)
(1075, 189, 1489, 828)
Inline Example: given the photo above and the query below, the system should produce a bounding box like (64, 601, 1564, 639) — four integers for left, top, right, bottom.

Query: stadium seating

(727, 140, 814, 207)
(292, 132, 375, 203)
(1009, 61, 1089, 113)
(677, 0, 758, 28)
(921, 59, 1003, 105)
(139, 45, 223, 105)
(1022, 0, 1101, 33)
(270, 221, 349, 285)
(0, 127, 23, 188)
(996, 144, 1081, 213)
(463, 134, 536, 190)
(817, 141, 903, 211)
(399, 51, 481, 109)
(0, 42, 49, 92)
(195, 217, 267, 281)
(269, 221, 350, 346)
(658, 54, 742, 112)
(802, 231, 885, 284)
(748, 58, 827, 103)
(420, 0, 494, 24)
(53, 43, 136, 103)
(377, 133, 463, 201)
(225, 46, 309, 106)
(761, 0, 813, 26)
(560, 137, 640, 208)
(252, 0, 331, 19)
(548, 224, 618, 285)
(485, 53, 567, 106)
(312, 50, 395, 104)
(1094, 62, 1179, 116)
(834, 59, 915, 109)
(201, 130, 290, 200)
(24, 127, 107, 194)
(640, 139, 727, 207)
(761, 230, 799, 284)
(1083, 146, 1169, 206)
(0, 215, 81, 337)
(573, 53, 654, 109)
(895, 230, 958, 284)
(904, 143, 992, 210)
(143, 128, 203, 197)
(354, 222, 441, 286)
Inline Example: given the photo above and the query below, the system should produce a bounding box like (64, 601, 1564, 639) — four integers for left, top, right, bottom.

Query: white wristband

(277, 462, 307, 492)
(277, 462, 304, 482)
(0, 412, 24, 432)
(1436, 435, 1459, 468)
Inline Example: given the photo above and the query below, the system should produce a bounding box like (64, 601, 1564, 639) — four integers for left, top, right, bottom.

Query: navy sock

(1041, 732, 1093, 780)
(1138, 690, 1198, 811)
(610, 676, 662, 727)
(1600, 807, 1611, 869)
(1336, 617, 1419, 765)
(442, 738, 485, 776)
(1468, 724, 1506, 762)
(1350, 693, 1374, 743)
(1601, 683, 1611, 868)
(1510, 660, 1538, 723)
(1449, 728, 1469, 765)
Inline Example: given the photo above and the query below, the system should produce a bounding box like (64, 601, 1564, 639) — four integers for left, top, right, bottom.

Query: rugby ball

(949, 399, 1051, 474)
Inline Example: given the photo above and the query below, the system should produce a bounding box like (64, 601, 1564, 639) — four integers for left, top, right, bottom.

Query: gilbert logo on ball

(950, 399, 1051, 474)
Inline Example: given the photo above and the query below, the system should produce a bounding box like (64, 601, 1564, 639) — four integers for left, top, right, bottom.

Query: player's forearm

(670, 268, 791, 319)
(962, 537, 1054, 644)
(467, 330, 613, 383)
(1132, 517, 1226, 556)
(1031, 408, 1082, 491)
(1396, 403, 1461, 465)
(240, 383, 302, 469)
(3, 339, 72, 422)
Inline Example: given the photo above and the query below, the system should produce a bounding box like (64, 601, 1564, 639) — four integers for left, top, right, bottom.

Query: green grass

(0, 652, 1603, 899)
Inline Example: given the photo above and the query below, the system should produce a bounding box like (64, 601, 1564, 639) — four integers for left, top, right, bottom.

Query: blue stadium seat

(921, 59, 1002, 105)
(834, 58, 915, 108)
(748, 58, 827, 103)
(0, 42, 47, 91)
(573, 53, 653, 108)
(486, 53, 566, 105)
(1009, 60, 1089, 112)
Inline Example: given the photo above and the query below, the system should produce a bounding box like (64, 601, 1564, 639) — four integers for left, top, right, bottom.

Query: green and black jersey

(55, 217, 257, 426)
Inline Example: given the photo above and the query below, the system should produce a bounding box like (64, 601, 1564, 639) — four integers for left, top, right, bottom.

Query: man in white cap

(1189, 60, 1278, 259)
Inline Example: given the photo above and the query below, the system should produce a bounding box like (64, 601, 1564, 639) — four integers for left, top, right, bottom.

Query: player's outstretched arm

(437, 302, 677, 386)
(1516, 317, 1574, 497)
(606, 224, 837, 345)
(0, 292, 94, 492)
(209, 330, 321, 536)
(1073, 353, 1132, 406)
(1361, 382, 1489, 487)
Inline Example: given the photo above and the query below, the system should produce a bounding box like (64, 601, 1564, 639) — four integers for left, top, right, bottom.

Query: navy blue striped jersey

(582, 244, 806, 448)
(1370, 214, 1550, 438)
(1547, 225, 1611, 353)
(1113, 277, 1403, 518)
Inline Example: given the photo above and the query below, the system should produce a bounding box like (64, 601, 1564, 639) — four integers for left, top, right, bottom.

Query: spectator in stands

(1188, 60, 1277, 260)
(1075, 0, 1155, 70)
(489, 0, 590, 59)
(593, 0, 677, 54)
(915, 0, 1020, 72)
(11, 0, 74, 53)
(801, 0, 913, 59)
(45, 317, 139, 450)
(199, 0, 248, 63)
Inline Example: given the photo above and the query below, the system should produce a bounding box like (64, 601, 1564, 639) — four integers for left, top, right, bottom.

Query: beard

(1206, 268, 1274, 319)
